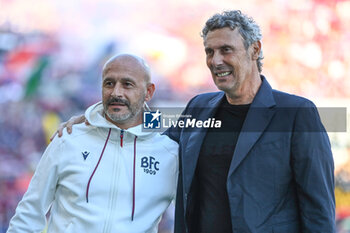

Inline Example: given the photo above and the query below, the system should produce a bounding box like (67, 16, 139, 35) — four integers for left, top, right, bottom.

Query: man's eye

(105, 81, 113, 86)
(205, 50, 213, 56)
(124, 82, 133, 87)
(222, 47, 231, 53)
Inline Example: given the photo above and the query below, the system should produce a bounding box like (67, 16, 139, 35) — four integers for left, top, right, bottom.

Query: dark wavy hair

(201, 10, 264, 72)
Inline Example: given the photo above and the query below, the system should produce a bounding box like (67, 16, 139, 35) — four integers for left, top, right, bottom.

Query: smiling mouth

(216, 71, 232, 77)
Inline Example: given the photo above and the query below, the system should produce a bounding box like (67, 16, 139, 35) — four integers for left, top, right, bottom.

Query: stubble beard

(104, 96, 145, 124)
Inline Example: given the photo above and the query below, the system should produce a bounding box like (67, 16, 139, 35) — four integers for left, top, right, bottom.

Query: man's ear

(251, 41, 261, 60)
(145, 83, 155, 102)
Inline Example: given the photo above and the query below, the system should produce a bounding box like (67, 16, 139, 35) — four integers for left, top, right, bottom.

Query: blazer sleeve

(6, 139, 62, 233)
(291, 100, 336, 232)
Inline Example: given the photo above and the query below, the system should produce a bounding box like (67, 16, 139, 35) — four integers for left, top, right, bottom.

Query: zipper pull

(120, 129, 124, 147)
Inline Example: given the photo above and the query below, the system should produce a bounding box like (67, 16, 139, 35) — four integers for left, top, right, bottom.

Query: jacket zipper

(103, 134, 121, 232)
(131, 136, 137, 221)
(120, 129, 124, 147)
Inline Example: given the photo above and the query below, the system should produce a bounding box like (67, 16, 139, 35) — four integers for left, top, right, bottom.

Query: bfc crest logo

(141, 156, 160, 175)
(143, 110, 161, 129)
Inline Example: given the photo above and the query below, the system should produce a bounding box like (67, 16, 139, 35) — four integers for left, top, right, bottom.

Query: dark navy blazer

(166, 76, 335, 233)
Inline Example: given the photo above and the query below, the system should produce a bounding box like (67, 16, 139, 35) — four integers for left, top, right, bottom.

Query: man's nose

(111, 84, 124, 98)
(212, 52, 224, 67)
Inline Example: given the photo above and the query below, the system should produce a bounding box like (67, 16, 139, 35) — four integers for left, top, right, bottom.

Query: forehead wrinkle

(102, 54, 151, 83)
(204, 28, 244, 49)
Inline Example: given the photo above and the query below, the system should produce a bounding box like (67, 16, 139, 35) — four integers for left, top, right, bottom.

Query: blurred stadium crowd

(0, 0, 350, 232)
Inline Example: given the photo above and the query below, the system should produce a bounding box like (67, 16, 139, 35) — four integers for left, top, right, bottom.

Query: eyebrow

(120, 77, 136, 84)
(222, 44, 234, 48)
(103, 77, 114, 83)
(218, 44, 235, 50)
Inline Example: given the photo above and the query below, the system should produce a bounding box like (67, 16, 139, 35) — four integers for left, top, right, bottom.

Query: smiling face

(204, 27, 261, 102)
(102, 55, 154, 129)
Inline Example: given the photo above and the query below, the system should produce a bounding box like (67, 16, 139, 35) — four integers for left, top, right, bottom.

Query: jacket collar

(85, 102, 156, 142)
(250, 75, 276, 108)
(227, 75, 276, 178)
(208, 75, 275, 108)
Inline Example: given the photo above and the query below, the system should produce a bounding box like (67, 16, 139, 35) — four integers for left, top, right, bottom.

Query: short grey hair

(201, 10, 264, 72)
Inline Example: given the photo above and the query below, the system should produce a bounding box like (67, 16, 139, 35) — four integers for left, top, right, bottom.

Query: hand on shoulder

(50, 114, 88, 141)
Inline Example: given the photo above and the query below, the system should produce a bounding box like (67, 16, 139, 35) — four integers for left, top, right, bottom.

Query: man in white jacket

(7, 54, 179, 233)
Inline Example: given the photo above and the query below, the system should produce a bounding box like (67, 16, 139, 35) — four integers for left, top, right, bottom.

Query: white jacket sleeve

(6, 138, 62, 233)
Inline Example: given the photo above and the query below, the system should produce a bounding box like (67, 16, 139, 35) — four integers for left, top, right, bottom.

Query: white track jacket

(7, 102, 179, 233)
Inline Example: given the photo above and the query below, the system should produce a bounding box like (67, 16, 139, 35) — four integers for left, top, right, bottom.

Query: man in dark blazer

(166, 10, 335, 233)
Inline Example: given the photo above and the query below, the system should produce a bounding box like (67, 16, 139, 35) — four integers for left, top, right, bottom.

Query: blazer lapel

(183, 92, 224, 195)
(228, 77, 276, 178)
